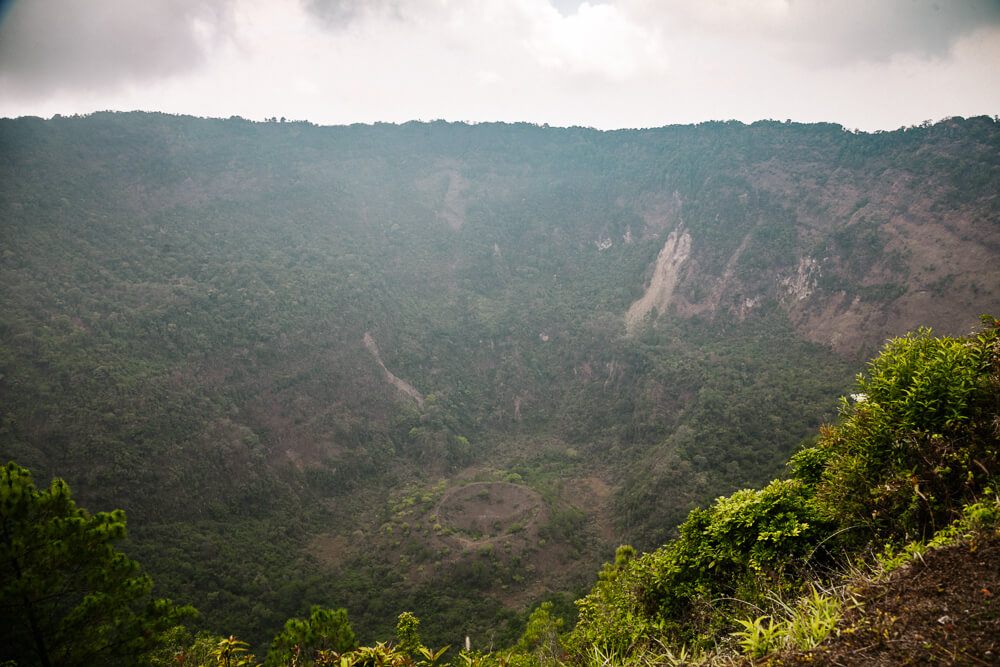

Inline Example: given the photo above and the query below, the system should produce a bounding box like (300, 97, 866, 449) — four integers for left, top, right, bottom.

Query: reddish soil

(775, 531, 1000, 665)
(562, 476, 617, 543)
(436, 482, 543, 542)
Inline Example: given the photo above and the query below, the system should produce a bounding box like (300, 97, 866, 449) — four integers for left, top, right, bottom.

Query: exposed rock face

(625, 227, 692, 334)
(780, 256, 820, 302)
(438, 170, 466, 230)
(619, 123, 1000, 357)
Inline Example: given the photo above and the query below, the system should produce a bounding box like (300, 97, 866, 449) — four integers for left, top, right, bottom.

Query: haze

(1, 0, 999, 130)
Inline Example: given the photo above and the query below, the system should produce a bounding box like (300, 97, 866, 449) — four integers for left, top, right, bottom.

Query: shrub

(565, 317, 1000, 662)
(567, 478, 832, 657)
(265, 606, 356, 667)
(811, 317, 1000, 541)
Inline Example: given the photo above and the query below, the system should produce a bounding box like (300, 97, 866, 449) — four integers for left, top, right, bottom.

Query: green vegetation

(4, 318, 997, 665)
(812, 322, 1000, 542)
(0, 462, 195, 666)
(731, 587, 841, 658)
(563, 316, 1000, 664)
(1, 113, 997, 651)
(264, 607, 356, 667)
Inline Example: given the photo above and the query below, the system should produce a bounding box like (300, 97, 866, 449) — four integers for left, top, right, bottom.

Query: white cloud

(524, 2, 667, 79)
(0, 0, 997, 129)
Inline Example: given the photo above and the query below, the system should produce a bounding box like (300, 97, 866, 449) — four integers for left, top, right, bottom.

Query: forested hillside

(0, 113, 997, 647)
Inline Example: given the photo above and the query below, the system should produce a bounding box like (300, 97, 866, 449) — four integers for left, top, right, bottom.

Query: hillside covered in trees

(4, 318, 998, 665)
(0, 113, 998, 649)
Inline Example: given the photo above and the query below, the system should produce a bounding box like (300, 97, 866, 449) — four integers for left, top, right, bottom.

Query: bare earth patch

(363, 332, 424, 408)
(776, 531, 1000, 665)
(625, 226, 692, 334)
(562, 476, 617, 543)
(436, 482, 543, 543)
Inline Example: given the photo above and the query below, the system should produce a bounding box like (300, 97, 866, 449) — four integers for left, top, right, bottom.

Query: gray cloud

(626, 0, 1000, 65)
(299, 0, 1000, 63)
(785, 0, 1000, 63)
(0, 0, 235, 98)
(549, 0, 584, 17)
(300, 0, 436, 26)
(301, 0, 585, 27)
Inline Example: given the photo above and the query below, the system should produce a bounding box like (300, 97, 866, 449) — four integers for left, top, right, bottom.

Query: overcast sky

(1, 0, 999, 131)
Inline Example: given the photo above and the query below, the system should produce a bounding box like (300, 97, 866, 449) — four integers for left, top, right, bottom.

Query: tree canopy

(0, 462, 195, 666)
(565, 316, 1000, 659)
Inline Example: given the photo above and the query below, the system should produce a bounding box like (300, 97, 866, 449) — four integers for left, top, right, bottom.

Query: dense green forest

(1, 113, 998, 650)
(4, 318, 998, 665)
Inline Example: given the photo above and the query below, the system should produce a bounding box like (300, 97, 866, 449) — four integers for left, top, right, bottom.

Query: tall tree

(264, 606, 356, 666)
(0, 462, 195, 666)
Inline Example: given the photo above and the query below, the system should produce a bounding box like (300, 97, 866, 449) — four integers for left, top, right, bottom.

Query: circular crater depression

(436, 482, 543, 539)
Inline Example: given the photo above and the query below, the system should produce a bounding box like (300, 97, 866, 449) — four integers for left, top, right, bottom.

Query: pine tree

(264, 606, 356, 666)
(0, 462, 196, 666)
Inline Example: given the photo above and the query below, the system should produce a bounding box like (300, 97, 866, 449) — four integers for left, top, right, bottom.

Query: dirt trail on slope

(364, 332, 424, 409)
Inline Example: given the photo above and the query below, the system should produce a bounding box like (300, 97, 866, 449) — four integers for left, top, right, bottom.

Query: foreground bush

(564, 316, 1000, 662)
(0, 462, 195, 666)
(810, 316, 1000, 542)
